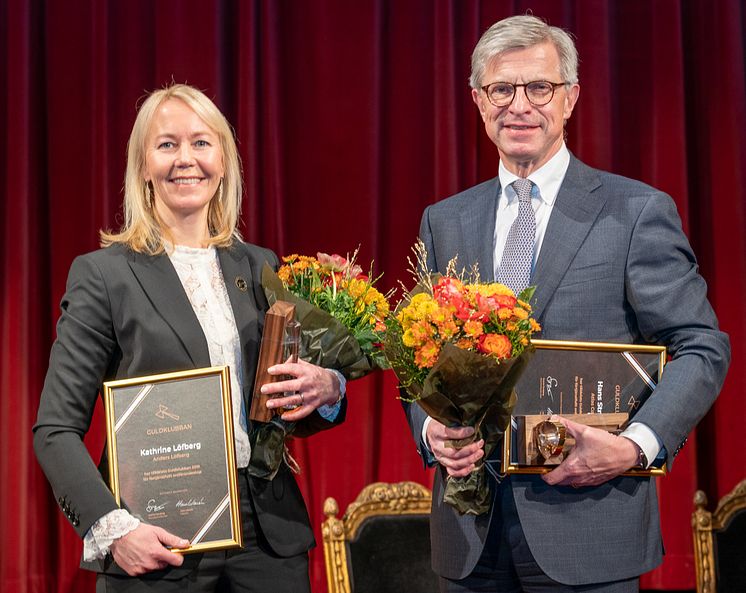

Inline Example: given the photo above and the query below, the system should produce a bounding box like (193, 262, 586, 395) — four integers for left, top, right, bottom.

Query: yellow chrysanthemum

(410, 293, 438, 315)
(513, 307, 529, 320)
(277, 266, 293, 283)
(402, 329, 418, 348)
(410, 321, 434, 343)
(497, 308, 513, 320)
(436, 319, 459, 340)
(464, 319, 484, 338)
(346, 278, 368, 299)
(470, 282, 514, 297)
(414, 340, 441, 368)
(410, 293, 432, 306)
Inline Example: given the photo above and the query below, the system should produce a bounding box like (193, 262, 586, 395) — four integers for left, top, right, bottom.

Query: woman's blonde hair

(101, 84, 243, 253)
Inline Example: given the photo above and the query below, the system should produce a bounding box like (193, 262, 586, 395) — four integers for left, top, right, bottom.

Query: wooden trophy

(250, 300, 297, 423)
(516, 412, 629, 465)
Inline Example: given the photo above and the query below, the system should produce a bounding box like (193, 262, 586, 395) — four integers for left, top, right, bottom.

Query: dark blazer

(33, 240, 345, 577)
(405, 155, 730, 585)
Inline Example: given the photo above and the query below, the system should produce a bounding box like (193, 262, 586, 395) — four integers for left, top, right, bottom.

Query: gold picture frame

(104, 366, 243, 553)
(501, 339, 667, 477)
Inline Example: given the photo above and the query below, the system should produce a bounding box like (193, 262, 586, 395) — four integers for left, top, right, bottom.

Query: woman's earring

(218, 178, 224, 203)
(145, 181, 154, 207)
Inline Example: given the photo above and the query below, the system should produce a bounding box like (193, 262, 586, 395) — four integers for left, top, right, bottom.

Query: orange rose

(477, 333, 512, 359)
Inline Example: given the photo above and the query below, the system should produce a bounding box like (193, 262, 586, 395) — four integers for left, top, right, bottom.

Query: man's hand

(426, 419, 484, 478)
(543, 415, 640, 488)
(109, 524, 188, 576)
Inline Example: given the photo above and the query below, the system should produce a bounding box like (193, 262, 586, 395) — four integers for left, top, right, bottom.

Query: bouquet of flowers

(384, 241, 540, 514)
(266, 251, 390, 376)
(250, 250, 391, 479)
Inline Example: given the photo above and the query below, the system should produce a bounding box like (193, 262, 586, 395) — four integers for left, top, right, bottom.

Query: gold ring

(534, 420, 566, 460)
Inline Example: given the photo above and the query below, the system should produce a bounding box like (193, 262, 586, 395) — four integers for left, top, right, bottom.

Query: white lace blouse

(168, 244, 253, 466)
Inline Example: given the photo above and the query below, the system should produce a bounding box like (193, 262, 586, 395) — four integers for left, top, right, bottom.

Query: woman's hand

(261, 359, 341, 422)
(109, 524, 188, 576)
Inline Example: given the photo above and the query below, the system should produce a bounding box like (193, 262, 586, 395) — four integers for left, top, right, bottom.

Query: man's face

(471, 41, 579, 176)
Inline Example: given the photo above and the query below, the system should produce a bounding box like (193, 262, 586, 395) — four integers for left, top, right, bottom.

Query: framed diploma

(501, 339, 667, 476)
(103, 366, 243, 553)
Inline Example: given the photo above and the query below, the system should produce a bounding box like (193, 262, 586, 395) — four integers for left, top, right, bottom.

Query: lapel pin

(235, 277, 248, 292)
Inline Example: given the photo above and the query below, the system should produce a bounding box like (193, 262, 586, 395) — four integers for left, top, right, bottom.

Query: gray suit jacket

(405, 155, 730, 584)
(33, 241, 346, 577)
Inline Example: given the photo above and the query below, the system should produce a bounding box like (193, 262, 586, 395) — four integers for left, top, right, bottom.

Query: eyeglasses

(480, 80, 568, 107)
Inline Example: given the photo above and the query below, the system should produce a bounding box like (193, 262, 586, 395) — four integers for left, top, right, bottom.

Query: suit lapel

(128, 251, 210, 367)
(217, 246, 262, 403)
(461, 178, 500, 281)
(531, 157, 605, 321)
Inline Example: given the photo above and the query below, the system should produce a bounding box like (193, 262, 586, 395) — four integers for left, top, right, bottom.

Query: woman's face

(144, 98, 224, 225)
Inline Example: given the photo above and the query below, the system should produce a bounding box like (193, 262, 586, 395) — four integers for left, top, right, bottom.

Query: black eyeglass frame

(480, 81, 569, 107)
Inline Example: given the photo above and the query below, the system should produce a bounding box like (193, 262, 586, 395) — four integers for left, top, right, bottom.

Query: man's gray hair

(469, 15, 578, 89)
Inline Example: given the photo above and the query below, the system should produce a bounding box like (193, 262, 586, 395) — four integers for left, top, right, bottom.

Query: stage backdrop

(2, 1, 744, 592)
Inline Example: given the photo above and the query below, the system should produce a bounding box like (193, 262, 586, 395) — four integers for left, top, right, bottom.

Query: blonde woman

(34, 84, 344, 593)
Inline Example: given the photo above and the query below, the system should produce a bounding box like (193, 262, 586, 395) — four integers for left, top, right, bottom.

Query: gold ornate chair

(691, 479, 746, 593)
(322, 481, 437, 593)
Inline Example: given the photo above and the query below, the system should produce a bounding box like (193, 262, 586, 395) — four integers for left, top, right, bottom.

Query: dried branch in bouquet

(403, 239, 436, 296)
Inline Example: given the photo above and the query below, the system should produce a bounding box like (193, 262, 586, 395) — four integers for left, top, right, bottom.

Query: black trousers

(97, 469, 310, 593)
(439, 480, 639, 593)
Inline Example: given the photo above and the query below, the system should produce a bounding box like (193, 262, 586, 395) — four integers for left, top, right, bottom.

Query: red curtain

(2, 1, 744, 591)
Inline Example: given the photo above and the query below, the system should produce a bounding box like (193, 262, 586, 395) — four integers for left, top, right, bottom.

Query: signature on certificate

(176, 497, 206, 508)
(146, 499, 168, 512)
(545, 376, 558, 401)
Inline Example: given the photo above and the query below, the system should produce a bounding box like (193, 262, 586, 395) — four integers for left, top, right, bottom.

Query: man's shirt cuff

(620, 422, 662, 469)
(421, 416, 437, 465)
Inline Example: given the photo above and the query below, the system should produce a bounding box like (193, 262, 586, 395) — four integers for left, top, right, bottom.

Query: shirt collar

(498, 143, 571, 206)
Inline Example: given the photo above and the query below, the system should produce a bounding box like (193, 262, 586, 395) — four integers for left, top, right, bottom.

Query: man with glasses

(404, 14, 729, 593)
